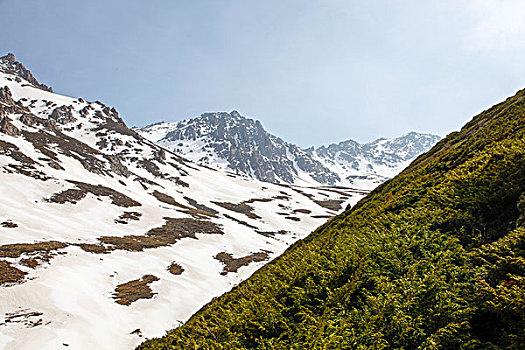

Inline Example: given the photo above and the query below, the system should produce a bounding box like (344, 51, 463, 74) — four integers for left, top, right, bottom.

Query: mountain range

(136, 113, 440, 190)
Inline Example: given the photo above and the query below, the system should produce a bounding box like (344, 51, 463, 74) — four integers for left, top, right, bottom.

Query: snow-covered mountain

(136, 112, 340, 185)
(307, 131, 441, 189)
(136, 112, 440, 190)
(0, 54, 366, 350)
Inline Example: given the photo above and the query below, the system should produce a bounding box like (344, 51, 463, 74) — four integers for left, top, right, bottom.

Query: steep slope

(139, 89, 525, 349)
(0, 54, 366, 350)
(135, 113, 440, 189)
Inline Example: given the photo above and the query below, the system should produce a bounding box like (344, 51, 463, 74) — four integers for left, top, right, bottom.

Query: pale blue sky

(1, 0, 525, 146)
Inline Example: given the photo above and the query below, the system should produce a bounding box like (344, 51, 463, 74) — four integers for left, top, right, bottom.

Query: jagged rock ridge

(138, 111, 340, 185)
(0, 53, 52, 92)
(136, 112, 441, 189)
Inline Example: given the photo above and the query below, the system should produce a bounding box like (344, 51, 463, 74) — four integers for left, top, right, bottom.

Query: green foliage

(138, 89, 525, 349)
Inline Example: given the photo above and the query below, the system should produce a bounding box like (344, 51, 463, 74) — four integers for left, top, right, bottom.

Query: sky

(1, 1, 525, 147)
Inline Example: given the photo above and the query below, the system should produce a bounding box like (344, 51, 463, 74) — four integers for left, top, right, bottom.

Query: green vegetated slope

(139, 89, 525, 349)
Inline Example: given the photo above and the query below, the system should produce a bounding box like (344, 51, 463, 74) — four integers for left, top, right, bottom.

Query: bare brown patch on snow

(212, 201, 260, 220)
(168, 262, 184, 276)
(113, 275, 159, 306)
(79, 217, 223, 254)
(1, 221, 18, 228)
(0, 309, 46, 328)
(114, 211, 142, 224)
(47, 180, 141, 207)
(313, 199, 344, 211)
(0, 260, 27, 286)
(152, 191, 217, 218)
(214, 251, 269, 275)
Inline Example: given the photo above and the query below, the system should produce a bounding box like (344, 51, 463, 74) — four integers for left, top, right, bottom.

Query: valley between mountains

(0, 53, 438, 350)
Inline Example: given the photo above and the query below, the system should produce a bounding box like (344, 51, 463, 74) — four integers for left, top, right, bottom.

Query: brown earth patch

(22, 130, 107, 176)
(77, 243, 109, 254)
(0, 139, 49, 180)
(255, 230, 289, 238)
(184, 197, 219, 216)
(285, 216, 301, 222)
(290, 188, 314, 199)
(19, 258, 40, 268)
(244, 198, 273, 204)
(168, 262, 184, 275)
(137, 159, 164, 178)
(21, 127, 131, 178)
(293, 209, 312, 214)
(92, 117, 141, 140)
(168, 162, 189, 176)
(1, 221, 18, 228)
(214, 251, 270, 275)
(0, 241, 68, 259)
(115, 211, 142, 224)
(152, 190, 186, 209)
(47, 180, 141, 207)
(223, 214, 258, 229)
(0, 309, 45, 328)
(311, 215, 334, 219)
(80, 217, 223, 254)
(0, 260, 27, 286)
(212, 201, 260, 220)
(170, 177, 189, 188)
(313, 199, 344, 211)
(152, 191, 217, 218)
(113, 275, 159, 306)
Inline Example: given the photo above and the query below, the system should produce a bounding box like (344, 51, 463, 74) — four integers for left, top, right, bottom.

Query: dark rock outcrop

(0, 53, 53, 92)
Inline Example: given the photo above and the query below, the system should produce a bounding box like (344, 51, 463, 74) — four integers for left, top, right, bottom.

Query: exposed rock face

(0, 53, 53, 92)
(49, 106, 77, 125)
(136, 112, 441, 188)
(137, 111, 340, 185)
(0, 117, 20, 137)
(0, 86, 16, 106)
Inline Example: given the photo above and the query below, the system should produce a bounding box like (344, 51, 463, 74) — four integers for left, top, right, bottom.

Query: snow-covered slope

(0, 54, 366, 349)
(136, 112, 440, 190)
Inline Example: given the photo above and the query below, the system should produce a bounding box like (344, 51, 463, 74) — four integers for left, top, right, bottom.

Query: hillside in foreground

(139, 88, 525, 349)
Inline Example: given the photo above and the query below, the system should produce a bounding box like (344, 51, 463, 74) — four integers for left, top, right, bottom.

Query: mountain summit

(0, 53, 52, 92)
(136, 112, 440, 189)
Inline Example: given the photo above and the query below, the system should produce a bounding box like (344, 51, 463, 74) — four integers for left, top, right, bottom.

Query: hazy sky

(1, 1, 525, 147)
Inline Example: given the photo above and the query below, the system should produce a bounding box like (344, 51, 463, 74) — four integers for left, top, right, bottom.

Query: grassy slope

(139, 89, 525, 349)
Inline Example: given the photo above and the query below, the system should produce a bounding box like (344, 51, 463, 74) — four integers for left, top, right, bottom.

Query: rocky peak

(138, 111, 340, 185)
(0, 53, 53, 92)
